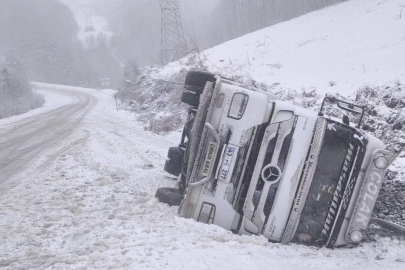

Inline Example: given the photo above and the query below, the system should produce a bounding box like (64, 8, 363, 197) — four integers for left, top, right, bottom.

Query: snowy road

(0, 83, 404, 270)
(0, 87, 96, 195)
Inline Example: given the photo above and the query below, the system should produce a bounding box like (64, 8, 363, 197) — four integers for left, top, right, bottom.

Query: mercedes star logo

(261, 165, 281, 183)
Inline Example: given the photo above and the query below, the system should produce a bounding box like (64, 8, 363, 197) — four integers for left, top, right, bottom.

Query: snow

(161, 0, 405, 96)
(1, 83, 405, 270)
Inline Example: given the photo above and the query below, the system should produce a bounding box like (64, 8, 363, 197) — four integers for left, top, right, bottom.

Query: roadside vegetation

(0, 0, 120, 88)
(0, 52, 44, 118)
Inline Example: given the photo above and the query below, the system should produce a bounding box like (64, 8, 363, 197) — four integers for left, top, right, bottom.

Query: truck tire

(164, 159, 182, 176)
(167, 147, 184, 165)
(185, 71, 216, 94)
(181, 91, 200, 108)
(155, 187, 184, 206)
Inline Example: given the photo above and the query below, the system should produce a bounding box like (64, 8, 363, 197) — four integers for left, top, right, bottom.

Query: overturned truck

(156, 71, 402, 247)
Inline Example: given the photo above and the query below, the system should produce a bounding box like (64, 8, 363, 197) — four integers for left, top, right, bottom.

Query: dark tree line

(0, 0, 120, 88)
(106, 0, 349, 68)
(0, 52, 44, 118)
(209, 0, 348, 45)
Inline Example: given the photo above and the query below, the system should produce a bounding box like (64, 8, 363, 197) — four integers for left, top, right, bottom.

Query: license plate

(218, 145, 236, 181)
(201, 142, 218, 177)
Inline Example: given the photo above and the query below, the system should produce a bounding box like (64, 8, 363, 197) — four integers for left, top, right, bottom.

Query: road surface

(0, 86, 97, 195)
(0, 83, 404, 270)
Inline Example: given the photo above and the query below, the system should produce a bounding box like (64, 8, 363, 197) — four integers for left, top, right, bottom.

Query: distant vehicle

(156, 71, 401, 247)
(100, 78, 111, 89)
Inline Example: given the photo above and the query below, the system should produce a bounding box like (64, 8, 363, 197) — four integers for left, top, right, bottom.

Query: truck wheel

(185, 71, 216, 94)
(164, 159, 182, 176)
(155, 187, 184, 206)
(168, 147, 184, 165)
(181, 91, 200, 108)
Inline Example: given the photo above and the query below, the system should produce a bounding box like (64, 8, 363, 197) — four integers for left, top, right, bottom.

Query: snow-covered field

(161, 0, 405, 96)
(1, 84, 405, 270)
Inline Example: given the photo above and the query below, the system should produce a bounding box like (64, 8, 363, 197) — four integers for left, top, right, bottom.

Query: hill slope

(163, 0, 405, 96)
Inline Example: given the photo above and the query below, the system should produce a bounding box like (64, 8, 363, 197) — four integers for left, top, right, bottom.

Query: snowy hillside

(162, 0, 405, 96)
(121, 0, 405, 134)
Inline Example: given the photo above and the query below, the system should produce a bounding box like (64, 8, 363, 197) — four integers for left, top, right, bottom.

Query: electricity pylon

(158, 0, 188, 65)
(78, 5, 96, 32)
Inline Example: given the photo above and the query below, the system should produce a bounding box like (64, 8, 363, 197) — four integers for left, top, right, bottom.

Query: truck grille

(278, 133, 294, 171)
(264, 127, 295, 224)
(252, 118, 297, 223)
(253, 136, 277, 208)
(236, 124, 268, 212)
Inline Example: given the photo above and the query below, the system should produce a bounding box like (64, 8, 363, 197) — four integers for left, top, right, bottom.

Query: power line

(107, 0, 130, 17)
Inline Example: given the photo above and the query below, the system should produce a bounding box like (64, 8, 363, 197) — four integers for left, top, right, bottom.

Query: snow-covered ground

(1, 84, 405, 270)
(161, 0, 405, 96)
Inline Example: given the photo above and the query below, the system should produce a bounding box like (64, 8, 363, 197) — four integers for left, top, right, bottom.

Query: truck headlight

(197, 203, 215, 224)
(374, 156, 388, 169)
(349, 230, 363, 243)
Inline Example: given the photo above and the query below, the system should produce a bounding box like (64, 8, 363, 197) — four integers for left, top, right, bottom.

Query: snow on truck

(155, 71, 402, 247)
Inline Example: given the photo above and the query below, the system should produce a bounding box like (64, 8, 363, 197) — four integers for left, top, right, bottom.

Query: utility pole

(158, 0, 188, 65)
(78, 5, 96, 32)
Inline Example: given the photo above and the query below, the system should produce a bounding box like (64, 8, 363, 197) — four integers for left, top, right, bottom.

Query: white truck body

(170, 74, 400, 247)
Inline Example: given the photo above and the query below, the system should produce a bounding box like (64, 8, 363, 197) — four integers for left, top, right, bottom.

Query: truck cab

(157, 71, 401, 247)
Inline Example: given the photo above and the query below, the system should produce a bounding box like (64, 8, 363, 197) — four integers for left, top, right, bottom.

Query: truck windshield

(293, 120, 362, 246)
